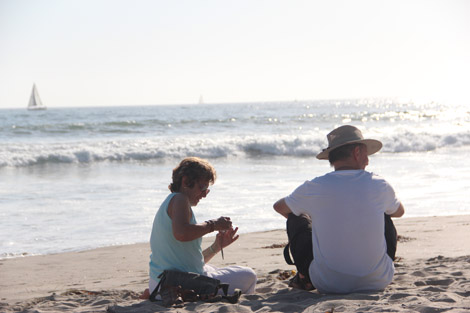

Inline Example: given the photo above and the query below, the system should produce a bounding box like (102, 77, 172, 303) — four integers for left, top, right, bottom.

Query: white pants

(149, 264, 257, 295)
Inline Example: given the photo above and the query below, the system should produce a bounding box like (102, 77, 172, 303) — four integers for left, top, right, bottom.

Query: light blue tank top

(149, 193, 204, 282)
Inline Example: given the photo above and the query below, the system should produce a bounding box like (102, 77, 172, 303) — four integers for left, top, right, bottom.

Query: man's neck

(334, 165, 360, 171)
(333, 160, 363, 171)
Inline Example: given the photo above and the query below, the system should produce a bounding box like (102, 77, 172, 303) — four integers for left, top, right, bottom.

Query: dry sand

(1, 215, 469, 312)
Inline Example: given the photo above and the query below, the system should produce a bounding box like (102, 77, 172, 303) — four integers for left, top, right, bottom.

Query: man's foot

(288, 273, 315, 291)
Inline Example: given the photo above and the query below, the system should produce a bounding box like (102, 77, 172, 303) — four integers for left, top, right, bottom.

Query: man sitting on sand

(273, 125, 405, 294)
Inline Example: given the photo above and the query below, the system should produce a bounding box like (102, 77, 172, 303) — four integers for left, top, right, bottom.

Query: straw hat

(316, 125, 382, 160)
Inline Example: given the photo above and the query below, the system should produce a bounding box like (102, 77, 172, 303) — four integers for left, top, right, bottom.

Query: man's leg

(384, 214, 398, 260)
(285, 214, 314, 282)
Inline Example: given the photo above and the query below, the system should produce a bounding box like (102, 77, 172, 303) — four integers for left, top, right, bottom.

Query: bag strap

(149, 272, 166, 302)
(283, 243, 295, 265)
(219, 283, 229, 296)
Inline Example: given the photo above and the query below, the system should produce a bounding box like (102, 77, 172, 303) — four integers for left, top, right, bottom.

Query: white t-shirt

(285, 170, 401, 294)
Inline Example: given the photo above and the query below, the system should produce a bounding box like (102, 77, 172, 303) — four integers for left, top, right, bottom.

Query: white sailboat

(27, 84, 46, 110)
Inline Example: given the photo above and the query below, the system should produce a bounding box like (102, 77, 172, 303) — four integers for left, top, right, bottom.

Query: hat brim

(316, 139, 383, 160)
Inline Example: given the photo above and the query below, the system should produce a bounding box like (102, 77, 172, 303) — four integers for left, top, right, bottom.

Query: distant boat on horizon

(198, 95, 204, 104)
(27, 84, 46, 111)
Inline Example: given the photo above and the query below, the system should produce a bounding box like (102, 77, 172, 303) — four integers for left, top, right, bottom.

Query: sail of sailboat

(27, 84, 47, 110)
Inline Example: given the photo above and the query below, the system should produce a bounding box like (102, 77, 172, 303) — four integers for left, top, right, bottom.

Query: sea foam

(2, 129, 469, 167)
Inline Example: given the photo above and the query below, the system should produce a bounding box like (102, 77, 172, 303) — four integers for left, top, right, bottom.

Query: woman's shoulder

(169, 192, 187, 204)
(162, 192, 184, 204)
(167, 193, 191, 216)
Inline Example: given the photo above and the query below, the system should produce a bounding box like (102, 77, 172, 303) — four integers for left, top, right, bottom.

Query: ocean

(1, 99, 469, 259)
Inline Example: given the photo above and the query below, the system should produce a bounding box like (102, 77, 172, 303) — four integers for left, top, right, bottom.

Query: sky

(0, 0, 469, 108)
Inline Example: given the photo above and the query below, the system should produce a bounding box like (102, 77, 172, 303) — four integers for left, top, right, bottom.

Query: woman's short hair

(169, 157, 217, 192)
(328, 143, 364, 164)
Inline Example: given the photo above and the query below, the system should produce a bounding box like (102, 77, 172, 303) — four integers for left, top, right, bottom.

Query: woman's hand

(213, 216, 232, 231)
(214, 227, 239, 250)
(203, 226, 239, 263)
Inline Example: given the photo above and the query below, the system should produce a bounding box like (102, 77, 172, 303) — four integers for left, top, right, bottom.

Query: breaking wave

(2, 130, 470, 167)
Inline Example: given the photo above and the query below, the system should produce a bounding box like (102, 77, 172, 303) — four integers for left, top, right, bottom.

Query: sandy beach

(1, 215, 469, 312)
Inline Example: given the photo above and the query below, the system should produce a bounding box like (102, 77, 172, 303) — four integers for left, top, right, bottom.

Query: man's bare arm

(273, 198, 292, 219)
(390, 203, 405, 218)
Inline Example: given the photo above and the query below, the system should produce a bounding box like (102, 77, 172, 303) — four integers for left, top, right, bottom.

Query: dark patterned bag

(149, 270, 240, 307)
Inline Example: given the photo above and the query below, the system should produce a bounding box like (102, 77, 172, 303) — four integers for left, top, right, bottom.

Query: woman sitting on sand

(145, 157, 257, 298)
